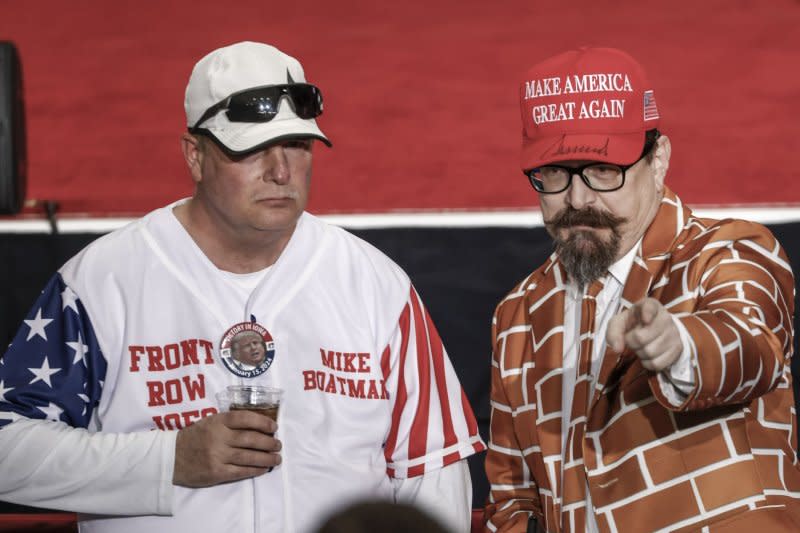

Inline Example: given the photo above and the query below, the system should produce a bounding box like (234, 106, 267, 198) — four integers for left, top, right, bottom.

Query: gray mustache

(550, 207, 626, 229)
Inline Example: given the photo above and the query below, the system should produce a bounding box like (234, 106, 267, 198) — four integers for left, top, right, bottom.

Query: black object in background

(0, 41, 26, 215)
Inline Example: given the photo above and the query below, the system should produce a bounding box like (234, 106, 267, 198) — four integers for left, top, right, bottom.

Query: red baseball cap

(519, 47, 660, 171)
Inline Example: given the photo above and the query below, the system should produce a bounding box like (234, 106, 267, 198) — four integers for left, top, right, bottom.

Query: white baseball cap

(184, 41, 331, 154)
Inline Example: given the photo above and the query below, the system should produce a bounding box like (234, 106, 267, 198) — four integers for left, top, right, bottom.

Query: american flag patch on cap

(643, 90, 659, 121)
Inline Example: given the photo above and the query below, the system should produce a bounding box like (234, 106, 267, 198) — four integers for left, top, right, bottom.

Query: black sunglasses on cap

(190, 83, 324, 130)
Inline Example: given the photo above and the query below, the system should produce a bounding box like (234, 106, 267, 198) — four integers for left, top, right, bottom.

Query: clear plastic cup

(216, 385, 283, 427)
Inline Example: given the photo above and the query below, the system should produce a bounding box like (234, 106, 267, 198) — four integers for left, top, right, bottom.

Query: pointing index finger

(639, 298, 660, 326)
(606, 310, 629, 352)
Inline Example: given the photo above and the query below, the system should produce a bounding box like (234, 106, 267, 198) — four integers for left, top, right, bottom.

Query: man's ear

(652, 134, 671, 192)
(180, 133, 204, 184)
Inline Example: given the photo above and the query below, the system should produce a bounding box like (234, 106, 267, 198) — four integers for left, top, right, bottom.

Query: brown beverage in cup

(230, 403, 279, 423)
(218, 385, 283, 435)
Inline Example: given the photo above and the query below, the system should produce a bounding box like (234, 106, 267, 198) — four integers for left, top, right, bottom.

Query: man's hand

(173, 410, 282, 488)
(606, 297, 682, 372)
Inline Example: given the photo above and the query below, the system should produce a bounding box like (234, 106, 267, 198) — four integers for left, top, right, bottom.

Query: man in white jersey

(0, 41, 485, 533)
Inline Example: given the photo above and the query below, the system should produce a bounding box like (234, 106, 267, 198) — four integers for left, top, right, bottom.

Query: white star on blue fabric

(61, 287, 80, 314)
(66, 333, 90, 366)
(24, 309, 54, 341)
(37, 402, 64, 421)
(78, 393, 89, 416)
(0, 380, 12, 401)
(28, 356, 61, 387)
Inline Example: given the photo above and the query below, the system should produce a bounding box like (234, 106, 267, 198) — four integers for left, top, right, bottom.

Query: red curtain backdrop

(1, 0, 798, 215)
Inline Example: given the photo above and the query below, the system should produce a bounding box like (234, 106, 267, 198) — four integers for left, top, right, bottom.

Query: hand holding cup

(172, 385, 284, 487)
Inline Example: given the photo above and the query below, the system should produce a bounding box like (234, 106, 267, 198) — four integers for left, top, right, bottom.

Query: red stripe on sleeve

(380, 343, 391, 383)
(383, 302, 411, 466)
(425, 303, 459, 448)
(407, 464, 426, 477)
(463, 387, 486, 453)
(443, 450, 463, 466)
(461, 388, 479, 436)
(407, 288, 432, 463)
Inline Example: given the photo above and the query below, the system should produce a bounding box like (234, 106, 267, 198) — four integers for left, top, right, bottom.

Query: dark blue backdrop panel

(1, 223, 799, 513)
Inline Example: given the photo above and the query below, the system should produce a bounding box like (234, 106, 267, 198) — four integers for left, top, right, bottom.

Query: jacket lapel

(588, 187, 691, 415)
(525, 254, 570, 506)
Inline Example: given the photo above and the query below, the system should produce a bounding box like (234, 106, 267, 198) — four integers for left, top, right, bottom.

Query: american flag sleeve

(0, 273, 107, 429)
(382, 286, 485, 479)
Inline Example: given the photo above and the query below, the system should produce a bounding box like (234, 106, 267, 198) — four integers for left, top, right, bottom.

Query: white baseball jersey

(0, 203, 485, 533)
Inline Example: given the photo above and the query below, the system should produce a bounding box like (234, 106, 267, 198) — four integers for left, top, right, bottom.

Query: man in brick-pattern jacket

(484, 47, 800, 532)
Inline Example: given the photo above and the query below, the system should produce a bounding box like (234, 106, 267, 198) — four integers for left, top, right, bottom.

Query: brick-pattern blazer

(485, 189, 800, 532)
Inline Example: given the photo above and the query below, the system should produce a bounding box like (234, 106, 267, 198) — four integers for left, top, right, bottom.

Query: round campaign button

(219, 322, 275, 378)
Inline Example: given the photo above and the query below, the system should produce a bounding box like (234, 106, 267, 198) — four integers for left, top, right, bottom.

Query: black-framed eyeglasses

(190, 83, 324, 130)
(525, 132, 659, 194)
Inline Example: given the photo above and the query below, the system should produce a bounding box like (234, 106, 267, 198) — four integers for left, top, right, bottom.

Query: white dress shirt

(560, 242, 696, 532)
